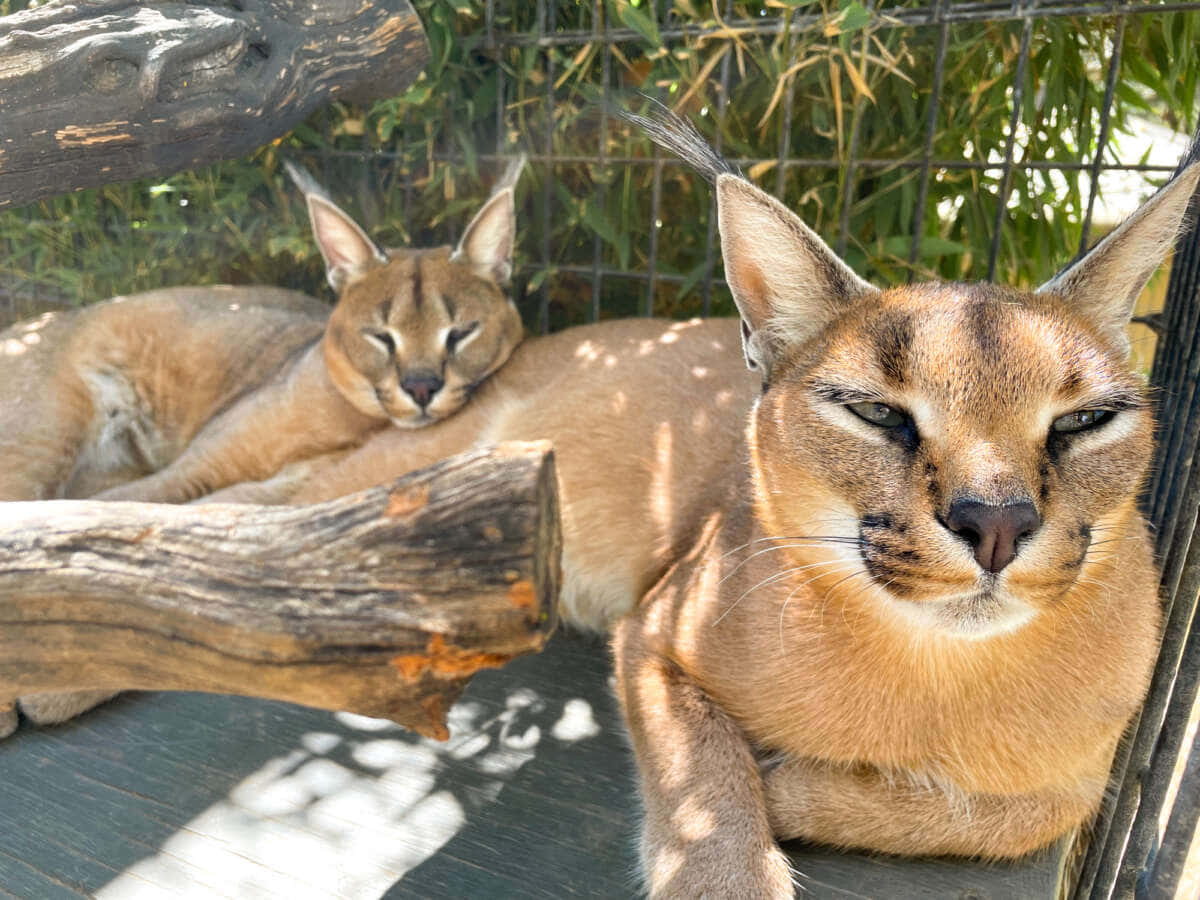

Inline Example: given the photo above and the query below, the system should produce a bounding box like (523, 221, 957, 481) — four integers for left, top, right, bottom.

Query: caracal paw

(18, 689, 117, 725)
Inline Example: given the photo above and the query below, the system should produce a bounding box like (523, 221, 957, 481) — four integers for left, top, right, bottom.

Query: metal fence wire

(3, 0, 1200, 896)
(405, 2, 1200, 898)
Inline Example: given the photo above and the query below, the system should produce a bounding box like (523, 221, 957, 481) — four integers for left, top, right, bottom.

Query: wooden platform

(0, 633, 1068, 898)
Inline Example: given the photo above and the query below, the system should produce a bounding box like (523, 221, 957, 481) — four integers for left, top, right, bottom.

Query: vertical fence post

(1075, 123, 1200, 900)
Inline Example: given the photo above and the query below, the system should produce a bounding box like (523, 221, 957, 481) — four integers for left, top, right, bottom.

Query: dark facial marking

(964, 297, 1004, 360)
(1064, 527, 1091, 571)
(1039, 460, 1052, 503)
(1045, 434, 1062, 466)
(379, 299, 392, 323)
(860, 547, 917, 596)
(872, 313, 913, 385)
(440, 277, 457, 321)
(1060, 362, 1084, 394)
(411, 261, 423, 311)
(888, 418, 920, 454)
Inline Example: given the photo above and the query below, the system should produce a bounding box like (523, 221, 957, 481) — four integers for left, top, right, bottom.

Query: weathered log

(0, 442, 561, 741)
(0, 0, 430, 210)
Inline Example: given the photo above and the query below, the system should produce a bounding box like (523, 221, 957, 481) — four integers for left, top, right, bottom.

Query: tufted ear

(619, 100, 876, 380)
(283, 161, 386, 294)
(716, 174, 877, 378)
(452, 155, 526, 284)
(452, 187, 516, 284)
(303, 194, 388, 294)
(1037, 161, 1200, 353)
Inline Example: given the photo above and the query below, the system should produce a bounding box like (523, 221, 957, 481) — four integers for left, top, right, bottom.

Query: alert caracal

(608, 107, 1200, 897)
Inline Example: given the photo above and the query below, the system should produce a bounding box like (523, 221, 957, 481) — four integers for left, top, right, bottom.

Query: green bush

(1, 1, 1197, 330)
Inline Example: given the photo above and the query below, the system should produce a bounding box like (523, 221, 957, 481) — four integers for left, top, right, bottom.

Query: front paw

(644, 839, 794, 899)
(18, 690, 117, 725)
(0, 702, 16, 739)
(95, 482, 157, 502)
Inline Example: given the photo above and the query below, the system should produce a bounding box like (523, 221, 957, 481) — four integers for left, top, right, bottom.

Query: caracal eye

(847, 401, 907, 428)
(1052, 408, 1114, 433)
(446, 321, 479, 353)
(364, 330, 396, 355)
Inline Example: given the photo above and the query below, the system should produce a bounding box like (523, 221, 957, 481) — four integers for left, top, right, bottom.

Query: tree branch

(0, 0, 430, 209)
(0, 442, 561, 741)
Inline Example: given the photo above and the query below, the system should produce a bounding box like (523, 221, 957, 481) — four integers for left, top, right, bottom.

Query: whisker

(777, 563, 878, 652)
(719, 540, 862, 585)
(714, 558, 852, 627)
(719, 532, 862, 561)
(788, 561, 869, 630)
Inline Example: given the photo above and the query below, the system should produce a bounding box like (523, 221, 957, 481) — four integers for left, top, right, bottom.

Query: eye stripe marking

(871, 313, 913, 385)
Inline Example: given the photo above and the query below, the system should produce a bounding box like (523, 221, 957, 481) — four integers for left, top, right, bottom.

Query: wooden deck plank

(0, 633, 1068, 898)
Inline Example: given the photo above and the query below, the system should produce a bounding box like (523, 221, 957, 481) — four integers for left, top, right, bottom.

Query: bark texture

(0, 442, 561, 740)
(0, 0, 430, 209)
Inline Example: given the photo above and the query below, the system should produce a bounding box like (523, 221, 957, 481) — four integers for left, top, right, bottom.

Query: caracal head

(633, 105, 1200, 639)
(290, 160, 525, 428)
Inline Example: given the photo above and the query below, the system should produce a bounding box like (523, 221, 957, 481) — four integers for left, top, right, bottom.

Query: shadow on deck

(0, 634, 1066, 899)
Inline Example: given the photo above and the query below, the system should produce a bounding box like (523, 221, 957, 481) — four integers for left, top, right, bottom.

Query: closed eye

(364, 330, 396, 355)
(446, 321, 480, 353)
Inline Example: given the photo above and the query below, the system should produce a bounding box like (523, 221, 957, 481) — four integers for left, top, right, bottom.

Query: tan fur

(606, 143, 1200, 896)
(0, 171, 525, 726)
(213, 317, 759, 631)
(0, 175, 524, 507)
(208, 153, 1198, 893)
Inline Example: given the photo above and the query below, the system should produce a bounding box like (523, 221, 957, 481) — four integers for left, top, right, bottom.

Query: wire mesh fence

(3, 0, 1200, 896)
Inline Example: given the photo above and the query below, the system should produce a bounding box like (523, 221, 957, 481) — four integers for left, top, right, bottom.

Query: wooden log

(0, 0, 430, 210)
(0, 442, 560, 741)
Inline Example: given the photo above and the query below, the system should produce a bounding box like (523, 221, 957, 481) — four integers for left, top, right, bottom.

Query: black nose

(944, 498, 1041, 574)
(400, 372, 444, 408)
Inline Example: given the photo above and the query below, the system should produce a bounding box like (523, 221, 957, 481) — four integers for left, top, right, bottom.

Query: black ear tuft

(613, 95, 736, 185)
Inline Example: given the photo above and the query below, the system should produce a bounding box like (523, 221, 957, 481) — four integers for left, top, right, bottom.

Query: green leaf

(881, 236, 969, 259)
(610, 0, 660, 48)
(838, 0, 871, 34)
(527, 266, 555, 292)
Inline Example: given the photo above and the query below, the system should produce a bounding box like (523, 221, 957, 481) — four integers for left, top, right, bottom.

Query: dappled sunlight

(673, 792, 718, 841)
(552, 697, 601, 742)
(94, 687, 608, 899)
(650, 421, 675, 548)
(16, 311, 59, 333)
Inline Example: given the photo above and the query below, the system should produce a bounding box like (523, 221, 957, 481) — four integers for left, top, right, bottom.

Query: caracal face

(752, 281, 1153, 639)
(304, 164, 525, 428)
(324, 245, 523, 428)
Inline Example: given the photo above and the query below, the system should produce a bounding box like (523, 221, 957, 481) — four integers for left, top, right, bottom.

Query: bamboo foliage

(1, 1, 1197, 329)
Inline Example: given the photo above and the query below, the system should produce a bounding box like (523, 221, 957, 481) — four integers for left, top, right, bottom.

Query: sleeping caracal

(0, 161, 525, 733)
(608, 108, 1200, 896)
